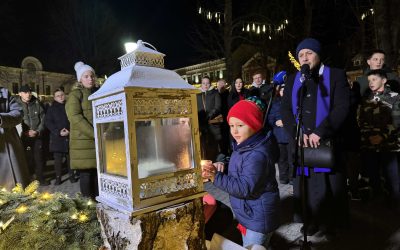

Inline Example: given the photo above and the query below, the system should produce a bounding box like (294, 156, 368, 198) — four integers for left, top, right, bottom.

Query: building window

(12, 83, 19, 94)
(45, 85, 51, 95)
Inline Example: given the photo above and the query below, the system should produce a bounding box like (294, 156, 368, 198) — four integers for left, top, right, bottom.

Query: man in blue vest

(281, 38, 350, 238)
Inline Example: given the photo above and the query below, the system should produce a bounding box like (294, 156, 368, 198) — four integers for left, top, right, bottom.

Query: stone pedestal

(97, 198, 206, 250)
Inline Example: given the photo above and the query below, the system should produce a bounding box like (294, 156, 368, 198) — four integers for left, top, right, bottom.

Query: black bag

(301, 140, 335, 168)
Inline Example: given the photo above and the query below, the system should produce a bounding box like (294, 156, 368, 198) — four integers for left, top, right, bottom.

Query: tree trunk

(374, 0, 399, 69)
(389, 0, 400, 70)
(97, 198, 206, 250)
(224, 0, 233, 83)
(303, 0, 313, 37)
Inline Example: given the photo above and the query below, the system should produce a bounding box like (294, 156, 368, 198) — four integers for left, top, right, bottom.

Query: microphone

(300, 64, 310, 83)
(272, 71, 287, 85)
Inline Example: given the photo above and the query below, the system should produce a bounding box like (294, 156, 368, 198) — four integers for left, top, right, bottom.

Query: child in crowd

(358, 69, 400, 210)
(202, 97, 280, 248)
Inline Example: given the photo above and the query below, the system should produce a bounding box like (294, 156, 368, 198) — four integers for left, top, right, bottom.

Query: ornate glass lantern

(89, 40, 204, 215)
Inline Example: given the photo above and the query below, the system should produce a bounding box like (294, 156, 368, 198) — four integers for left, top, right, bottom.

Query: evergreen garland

(0, 181, 102, 250)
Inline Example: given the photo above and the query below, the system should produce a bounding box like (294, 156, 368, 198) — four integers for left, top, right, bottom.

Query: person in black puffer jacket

(45, 88, 77, 185)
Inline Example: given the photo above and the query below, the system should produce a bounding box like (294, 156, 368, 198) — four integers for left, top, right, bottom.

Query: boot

(54, 176, 62, 186)
(69, 173, 78, 183)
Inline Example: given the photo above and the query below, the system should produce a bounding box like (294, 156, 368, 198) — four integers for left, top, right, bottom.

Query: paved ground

(40, 164, 400, 250)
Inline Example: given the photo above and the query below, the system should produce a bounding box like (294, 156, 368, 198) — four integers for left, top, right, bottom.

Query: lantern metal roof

(89, 40, 195, 100)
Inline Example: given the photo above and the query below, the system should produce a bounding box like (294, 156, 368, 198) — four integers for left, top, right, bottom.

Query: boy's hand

(201, 163, 217, 182)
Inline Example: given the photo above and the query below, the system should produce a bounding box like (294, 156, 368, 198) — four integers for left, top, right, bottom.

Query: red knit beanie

(227, 100, 264, 132)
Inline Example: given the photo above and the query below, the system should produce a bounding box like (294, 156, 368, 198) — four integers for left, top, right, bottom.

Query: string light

(78, 213, 89, 223)
(197, 5, 224, 24)
(16, 205, 28, 214)
(361, 8, 374, 20)
(41, 192, 52, 200)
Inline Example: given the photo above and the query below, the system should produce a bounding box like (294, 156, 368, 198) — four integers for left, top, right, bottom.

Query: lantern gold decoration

(89, 40, 205, 215)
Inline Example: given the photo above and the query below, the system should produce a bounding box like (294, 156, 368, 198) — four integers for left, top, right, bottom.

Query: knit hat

(296, 38, 321, 58)
(19, 84, 32, 92)
(227, 98, 264, 132)
(74, 61, 95, 81)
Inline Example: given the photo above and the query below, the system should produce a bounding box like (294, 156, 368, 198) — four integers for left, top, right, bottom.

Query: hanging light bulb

(262, 25, 266, 33)
(252, 23, 256, 31)
(269, 36, 272, 40)
(257, 26, 260, 34)
(198, 7, 202, 14)
(285, 19, 289, 24)
(246, 24, 250, 32)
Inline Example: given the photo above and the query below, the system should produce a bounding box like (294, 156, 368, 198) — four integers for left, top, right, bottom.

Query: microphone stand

(263, 84, 276, 128)
(293, 78, 312, 250)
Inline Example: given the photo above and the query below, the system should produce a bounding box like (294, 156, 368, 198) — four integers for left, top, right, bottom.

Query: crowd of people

(201, 38, 400, 248)
(0, 61, 98, 199)
(0, 37, 399, 248)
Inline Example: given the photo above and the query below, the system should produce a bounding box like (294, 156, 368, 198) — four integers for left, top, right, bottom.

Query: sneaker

(69, 174, 78, 183)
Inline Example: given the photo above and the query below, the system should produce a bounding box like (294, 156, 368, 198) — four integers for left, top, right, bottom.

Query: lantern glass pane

(98, 122, 127, 177)
(135, 117, 195, 178)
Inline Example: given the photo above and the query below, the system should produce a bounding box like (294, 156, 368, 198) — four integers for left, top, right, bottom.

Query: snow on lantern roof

(89, 40, 196, 100)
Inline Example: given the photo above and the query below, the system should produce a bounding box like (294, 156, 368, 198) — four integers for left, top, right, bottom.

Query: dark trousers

(79, 169, 98, 199)
(363, 152, 400, 203)
(345, 151, 361, 194)
(293, 169, 349, 231)
(278, 143, 293, 182)
(53, 152, 73, 178)
(22, 137, 44, 181)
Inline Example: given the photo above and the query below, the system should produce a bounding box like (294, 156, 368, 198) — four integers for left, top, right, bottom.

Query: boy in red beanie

(202, 97, 280, 248)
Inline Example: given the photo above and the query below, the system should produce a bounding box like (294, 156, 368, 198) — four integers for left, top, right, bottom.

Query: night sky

(0, 0, 363, 76)
(0, 0, 201, 75)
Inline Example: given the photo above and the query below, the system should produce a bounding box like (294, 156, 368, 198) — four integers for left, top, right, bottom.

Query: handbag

(208, 114, 224, 124)
(300, 140, 335, 168)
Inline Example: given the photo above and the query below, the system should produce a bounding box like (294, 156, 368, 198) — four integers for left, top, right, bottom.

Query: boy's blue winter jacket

(213, 130, 280, 234)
